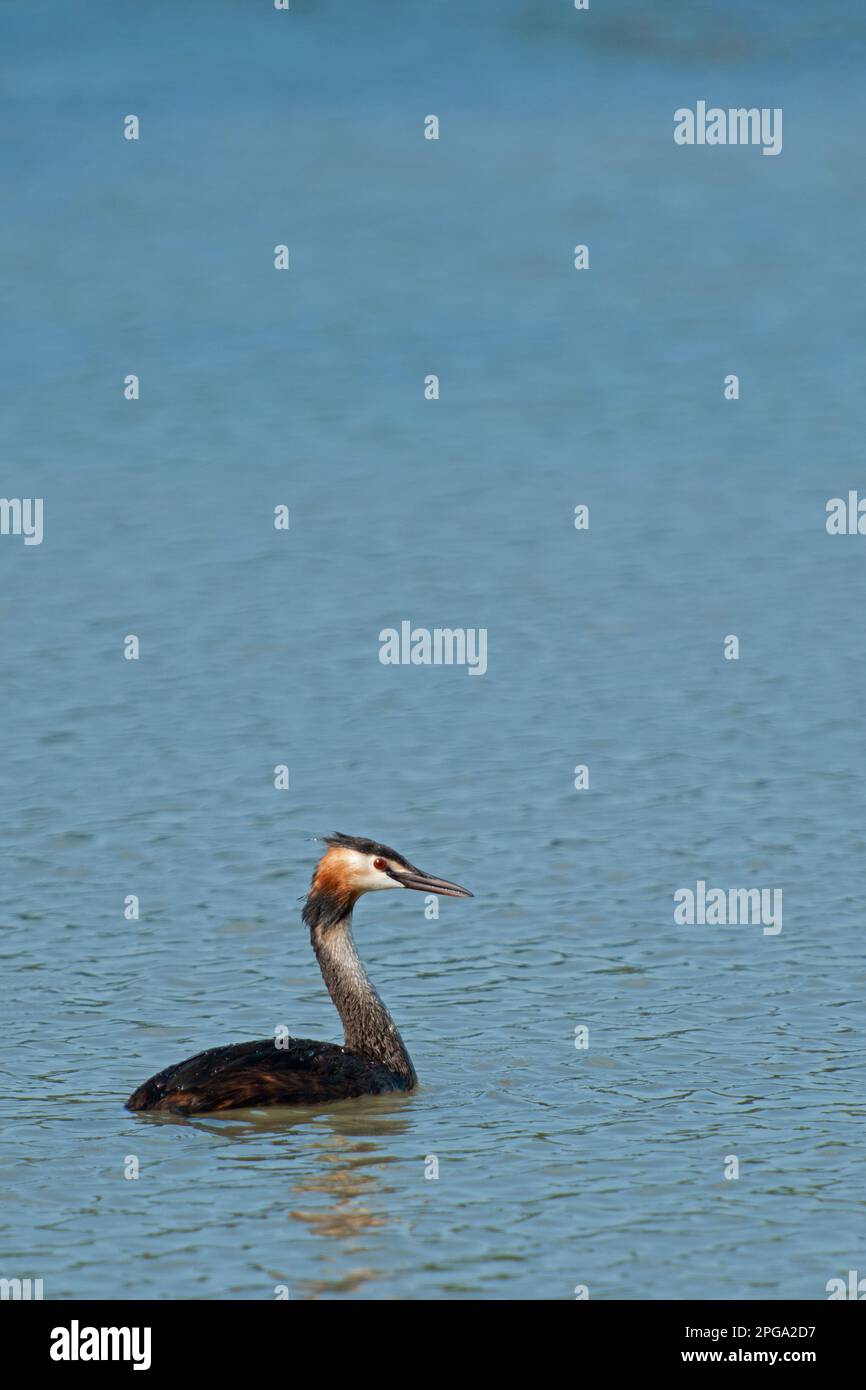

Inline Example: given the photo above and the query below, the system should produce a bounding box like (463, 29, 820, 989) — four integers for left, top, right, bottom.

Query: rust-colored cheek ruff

(304, 849, 362, 928)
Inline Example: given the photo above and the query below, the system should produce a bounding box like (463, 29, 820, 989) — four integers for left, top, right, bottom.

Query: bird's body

(126, 833, 472, 1115)
(125, 1038, 410, 1114)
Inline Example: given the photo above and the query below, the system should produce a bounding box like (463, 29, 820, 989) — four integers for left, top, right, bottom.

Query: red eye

(373, 858, 387, 871)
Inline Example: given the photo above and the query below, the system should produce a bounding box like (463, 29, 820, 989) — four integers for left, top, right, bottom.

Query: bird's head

(302, 832, 473, 930)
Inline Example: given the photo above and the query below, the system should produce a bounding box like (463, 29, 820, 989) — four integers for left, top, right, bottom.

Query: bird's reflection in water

(135, 1092, 416, 1297)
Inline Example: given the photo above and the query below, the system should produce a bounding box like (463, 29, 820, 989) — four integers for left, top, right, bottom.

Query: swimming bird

(126, 833, 472, 1114)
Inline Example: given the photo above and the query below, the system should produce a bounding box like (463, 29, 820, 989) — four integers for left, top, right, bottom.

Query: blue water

(2, 0, 866, 1299)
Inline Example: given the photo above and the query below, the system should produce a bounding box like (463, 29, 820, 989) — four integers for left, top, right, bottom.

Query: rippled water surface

(2, 0, 866, 1299)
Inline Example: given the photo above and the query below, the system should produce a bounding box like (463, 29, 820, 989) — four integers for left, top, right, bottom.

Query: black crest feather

(322, 832, 414, 869)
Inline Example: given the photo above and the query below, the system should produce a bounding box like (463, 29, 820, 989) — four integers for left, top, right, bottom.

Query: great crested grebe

(126, 833, 472, 1114)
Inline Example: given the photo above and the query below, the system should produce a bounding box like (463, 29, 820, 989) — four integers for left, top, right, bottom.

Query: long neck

(311, 914, 416, 1083)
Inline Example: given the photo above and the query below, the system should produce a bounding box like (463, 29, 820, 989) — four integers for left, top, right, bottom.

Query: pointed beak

(388, 867, 473, 899)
